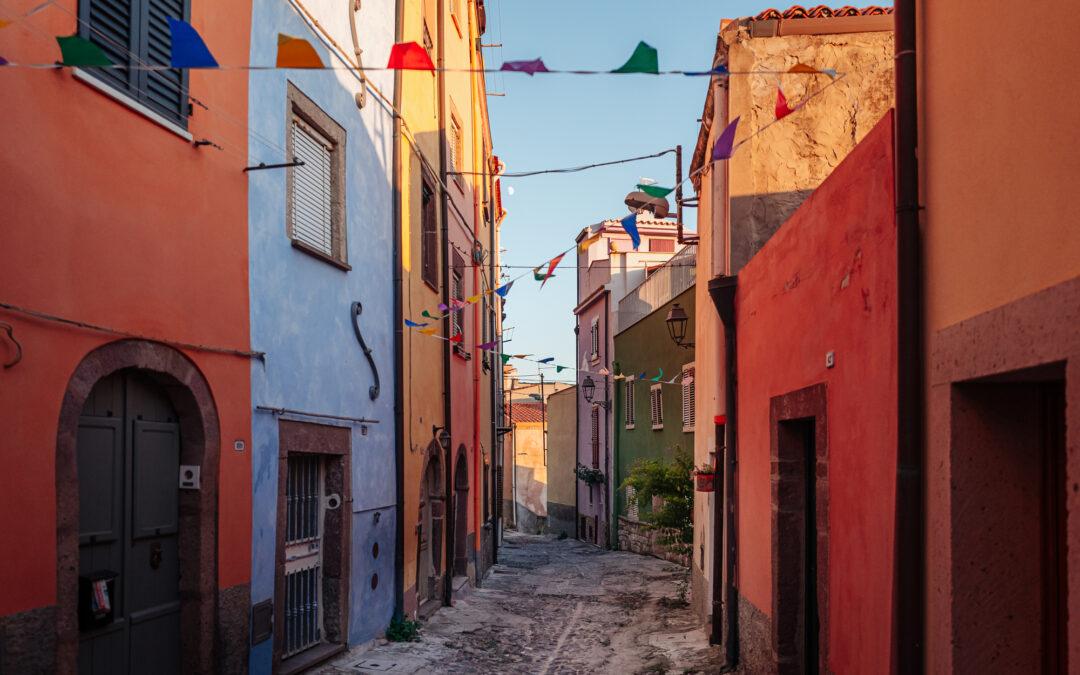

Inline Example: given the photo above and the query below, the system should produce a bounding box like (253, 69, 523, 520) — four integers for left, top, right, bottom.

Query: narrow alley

(317, 532, 721, 674)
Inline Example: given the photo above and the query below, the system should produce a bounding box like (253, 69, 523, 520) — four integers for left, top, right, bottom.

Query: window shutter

(421, 180, 438, 286)
(85, 0, 135, 89)
(143, 0, 186, 119)
(624, 380, 635, 427)
(591, 406, 599, 468)
(688, 367, 696, 428)
(650, 386, 663, 428)
(290, 119, 334, 256)
(626, 485, 638, 521)
(682, 365, 695, 431)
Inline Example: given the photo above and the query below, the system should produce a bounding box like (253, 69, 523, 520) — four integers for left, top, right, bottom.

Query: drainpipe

(437, 0, 454, 608)
(467, 2, 482, 583)
(708, 276, 737, 669)
(574, 321, 580, 538)
(893, 0, 923, 670)
(390, 0, 405, 620)
(603, 293, 612, 548)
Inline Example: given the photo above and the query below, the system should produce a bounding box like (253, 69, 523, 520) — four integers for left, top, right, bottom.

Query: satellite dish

(624, 191, 670, 219)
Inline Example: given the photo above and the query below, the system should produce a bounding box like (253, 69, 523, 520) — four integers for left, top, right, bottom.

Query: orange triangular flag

(419, 327, 438, 335)
(539, 253, 565, 289)
(277, 34, 324, 68)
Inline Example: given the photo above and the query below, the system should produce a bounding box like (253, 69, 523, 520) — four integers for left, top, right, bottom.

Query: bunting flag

(501, 354, 512, 364)
(578, 233, 601, 254)
(277, 34, 324, 68)
(712, 116, 739, 160)
(421, 310, 436, 319)
(167, 18, 218, 68)
(538, 357, 554, 364)
(387, 41, 434, 70)
(539, 253, 565, 288)
(0, 2, 49, 29)
(589, 222, 606, 235)
(598, 368, 610, 375)
(500, 58, 548, 75)
(56, 35, 113, 67)
(613, 41, 658, 74)
(404, 319, 428, 327)
(651, 367, 664, 382)
(477, 340, 498, 350)
(533, 268, 546, 281)
(685, 63, 728, 77)
(787, 62, 819, 75)
(0, 56, 7, 65)
(494, 281, 513, 298)
(639, 371, 647, 380)
(466, 293, 483, 304)
(556, 365, 566, 373)
(776, 84, 804, 120)
(449, 333, 463, 344)
(620, 213, 640, 250)
(419, 327, 438, 335)
(636, 184, 674, 198)
(437, 302, 450, 311)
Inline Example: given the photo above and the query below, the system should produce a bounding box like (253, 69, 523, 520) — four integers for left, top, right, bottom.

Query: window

(286, 83, 348, 268)
(79, 0, 190, 127)
(421, 172, 438, 289)
(650, 238, 675, 252)
(449, 116, 463, 186)
(624, 379, 635, 429)
(626, 485, 639, 521)
(682, 363, 696, 431)
(650, 384, 664, 430)
(451, 250, 466, 354)
(590, 318, 599, 362)
(590, 405, 600, 468)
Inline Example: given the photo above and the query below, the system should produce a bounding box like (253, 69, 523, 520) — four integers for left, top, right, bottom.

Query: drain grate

(350, 659, 397, 671)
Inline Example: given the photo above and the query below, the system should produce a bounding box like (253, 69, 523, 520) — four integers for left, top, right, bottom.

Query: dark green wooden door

(77, 371, 181, 675)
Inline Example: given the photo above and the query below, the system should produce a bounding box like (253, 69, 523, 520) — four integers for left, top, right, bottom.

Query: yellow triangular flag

(277, 33, 324, 68)
(419, 327, 438, 335)
(467, 294, 483, 303)
(578, 233, 602, 254)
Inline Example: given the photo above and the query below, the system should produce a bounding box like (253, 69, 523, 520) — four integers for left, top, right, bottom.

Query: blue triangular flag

(621, 213, 640, 250)
(494, 281, 514, 298)
(685, 63, 728, 77)
(404, 319, 428, 327)
(168, 17, 218, 68)
(639, 371, 646, 380)
(538, 357, 554, 364)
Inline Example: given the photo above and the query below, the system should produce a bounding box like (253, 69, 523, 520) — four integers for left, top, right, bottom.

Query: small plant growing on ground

(620, 445, 694, 557)
(386, 615, 422, 642)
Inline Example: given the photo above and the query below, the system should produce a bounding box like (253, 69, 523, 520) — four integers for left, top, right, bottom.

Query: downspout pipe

(603, 293, 612, 548)
(390, 0, 405, 620)
(893, 0, 924, 670)
(708, 275, 737, 669)
(437, 0, 454, 609)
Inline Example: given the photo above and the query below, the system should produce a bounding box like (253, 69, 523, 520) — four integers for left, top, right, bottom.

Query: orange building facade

(0, 1, 253, 672)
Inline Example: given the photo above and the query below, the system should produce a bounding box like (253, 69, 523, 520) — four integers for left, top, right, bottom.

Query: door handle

(150, 542, 163, 570)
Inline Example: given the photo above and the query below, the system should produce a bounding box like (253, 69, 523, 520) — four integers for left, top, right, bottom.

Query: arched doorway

(55, 340, 220, 674)
(416, 442, 444, 610)
(453, 447, 469, 577)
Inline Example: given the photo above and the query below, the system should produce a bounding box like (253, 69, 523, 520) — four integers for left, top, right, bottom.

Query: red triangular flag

(387, 42, 434, 70)
(776, 85, 794, 120)
(449, 333, 463, 343)
(540, 253, 566, 289)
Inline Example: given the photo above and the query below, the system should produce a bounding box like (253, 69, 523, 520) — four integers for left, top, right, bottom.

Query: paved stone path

(315, 531, 723, 674)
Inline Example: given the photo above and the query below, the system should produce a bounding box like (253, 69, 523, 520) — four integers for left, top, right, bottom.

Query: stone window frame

(285, 81, 349, 270)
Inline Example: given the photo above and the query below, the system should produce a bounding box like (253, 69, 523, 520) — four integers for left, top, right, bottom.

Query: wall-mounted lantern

(581, 375, 610, 410)
(665, 303, 695, 349)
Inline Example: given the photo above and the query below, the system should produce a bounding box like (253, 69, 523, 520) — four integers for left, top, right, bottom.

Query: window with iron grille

(78, 0, 190, 127)
(421, 172, 438, 289)
(451, 250, 465, 348)
(283, 454, 324, 658)
(624, 379, 635, 429)
(591, 405, 600, 468)
(650, 384, 664, 429)
(286, 83, 347, 267)
(590, 318, 599, 362)
(682, 363, 696, 431)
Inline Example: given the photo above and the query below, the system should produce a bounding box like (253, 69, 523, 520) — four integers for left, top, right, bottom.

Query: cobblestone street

(316, 531, 722, 674)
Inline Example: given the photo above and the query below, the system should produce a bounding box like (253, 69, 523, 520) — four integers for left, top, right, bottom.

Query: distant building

(545, 386, 579, 538)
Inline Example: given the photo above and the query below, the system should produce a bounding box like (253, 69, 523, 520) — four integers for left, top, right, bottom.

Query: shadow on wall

(730, 190, 815, 273)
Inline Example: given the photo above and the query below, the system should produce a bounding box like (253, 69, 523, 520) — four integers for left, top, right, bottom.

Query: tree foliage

(620, 445, 694, 555)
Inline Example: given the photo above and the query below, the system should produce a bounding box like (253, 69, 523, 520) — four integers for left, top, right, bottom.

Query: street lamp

(432, 425, 451, 452)
(581, 375, 610, 410)
(665, 303, 695, 348)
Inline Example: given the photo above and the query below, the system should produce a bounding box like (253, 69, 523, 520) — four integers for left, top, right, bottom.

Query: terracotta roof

(506, 401, 545, 423)
(753, 5, 893, 20)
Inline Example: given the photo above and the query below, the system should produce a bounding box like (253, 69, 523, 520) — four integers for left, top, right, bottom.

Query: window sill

(683, 426, 695, 433)
(72, 68, 193, 142)
(422, 277, 439, 293)
(625, 424, 635, 430)
(292, 239, 351, 271)
(453, 345, 471, 360)
(652, 424, 664, 431)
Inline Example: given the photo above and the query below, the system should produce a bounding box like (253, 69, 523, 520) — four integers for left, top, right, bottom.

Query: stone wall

(616, 516, 690, 567)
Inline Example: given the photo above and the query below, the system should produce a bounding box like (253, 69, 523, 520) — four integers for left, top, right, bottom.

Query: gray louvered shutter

(141, 0, 187, 122)
(84, 0, 135, 89)
(291, 119, 335, 256)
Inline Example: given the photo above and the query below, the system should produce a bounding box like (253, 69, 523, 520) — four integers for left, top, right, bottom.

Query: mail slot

(78, 570, 117, 630)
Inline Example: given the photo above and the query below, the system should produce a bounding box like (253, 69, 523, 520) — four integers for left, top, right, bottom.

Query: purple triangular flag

(712, 116, 740, 160)
(477, 340, 498, 350)
(500, 58, 549, 76)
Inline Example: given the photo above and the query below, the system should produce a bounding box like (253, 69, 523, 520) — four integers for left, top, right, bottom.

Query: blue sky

(484, 1, 774, 383)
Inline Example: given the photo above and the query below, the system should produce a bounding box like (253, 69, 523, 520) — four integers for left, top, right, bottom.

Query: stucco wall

(0, 0, 253, 620)
(734, 112, 896, 672)
(546, 387, 578, 537)
(246, 0, 396, 667)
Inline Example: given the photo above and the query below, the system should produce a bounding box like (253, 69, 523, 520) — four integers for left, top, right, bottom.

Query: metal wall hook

(350, 302, 380, 400)
(0, 321, 22, 369)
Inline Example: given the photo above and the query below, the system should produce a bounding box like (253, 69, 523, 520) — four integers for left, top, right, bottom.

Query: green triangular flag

(533, 268, 547, 281)
(612, 41, 658, 74)
(56, 35, 113, 67)
(501, 354, 512, 364)
(556, 365, 565, 373)
(421, 310, 434, 318)
(637, 184, 674, 198)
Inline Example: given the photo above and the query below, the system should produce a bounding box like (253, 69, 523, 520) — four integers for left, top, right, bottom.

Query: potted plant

(574, 462, 605, 485)
(694, 464, 716, 492)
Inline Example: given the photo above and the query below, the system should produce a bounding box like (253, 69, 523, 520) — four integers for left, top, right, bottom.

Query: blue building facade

(246, 0, 397, 670)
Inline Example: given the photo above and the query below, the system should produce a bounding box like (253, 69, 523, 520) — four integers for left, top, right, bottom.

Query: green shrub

(386, 615, 422, 642)
(620, 445, 694, 555)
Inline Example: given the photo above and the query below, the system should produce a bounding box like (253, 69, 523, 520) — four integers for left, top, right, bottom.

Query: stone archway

(55, 340, 221, 675)
(453, 446, 470, 577)
(416, 441, 445, 611)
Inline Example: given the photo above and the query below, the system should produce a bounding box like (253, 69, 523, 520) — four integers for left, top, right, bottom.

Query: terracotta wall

(734, 112, 895, 672)
(0, 0, 252, 615)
